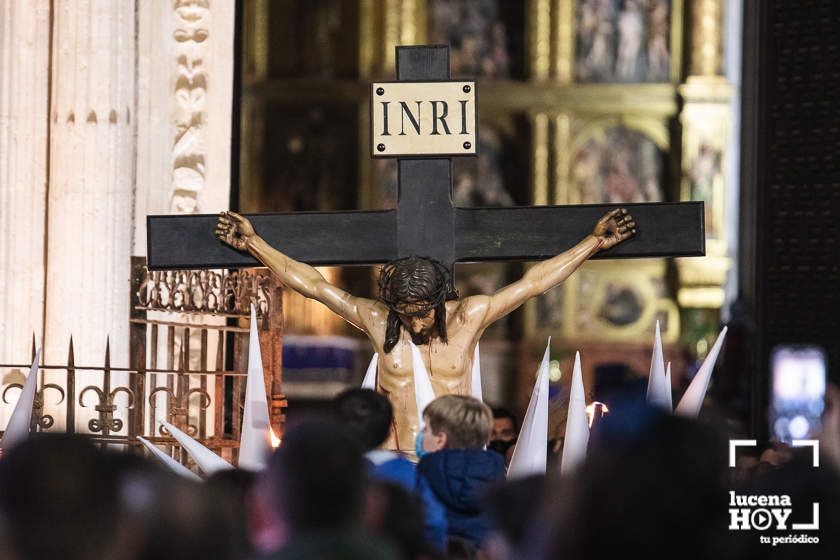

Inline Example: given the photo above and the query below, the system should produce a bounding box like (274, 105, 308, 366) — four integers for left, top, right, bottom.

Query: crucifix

(147, 45, 703, 450)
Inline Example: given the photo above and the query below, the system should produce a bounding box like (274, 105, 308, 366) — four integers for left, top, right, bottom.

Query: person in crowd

(334, 388, 415, 486)
(756, 441, 793, 474)
(482, 474, 546, 560)
(205, 468, 257, 559)
(488, 407, 518, 459)
(738, 447, 840, 560)
(113, 459, 238, 560)
(530, 405, 731, 560)
(416, 395, 506, 549)
(730, 439, 764, 484)
(364, 479, 443, 560)
(334, 388, 447, 550)
(250, 418, 399, 559)
(0, 434, 121, 560)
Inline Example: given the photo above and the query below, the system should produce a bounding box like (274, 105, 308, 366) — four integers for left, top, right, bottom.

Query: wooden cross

(147, 45, 703, 271)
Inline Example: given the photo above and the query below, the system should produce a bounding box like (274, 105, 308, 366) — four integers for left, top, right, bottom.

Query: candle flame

(585, 401, 610, 428)
(270, 429, 282, 448)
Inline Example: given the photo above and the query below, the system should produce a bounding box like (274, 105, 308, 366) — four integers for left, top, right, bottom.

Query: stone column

(44, 0, 137, 371)
(134, 0, 235, 251)
(134, 0, 236, 437)
(0, 0, 51, 426)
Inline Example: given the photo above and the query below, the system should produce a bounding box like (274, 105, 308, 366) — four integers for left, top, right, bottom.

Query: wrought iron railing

(0, 258, 287, 469)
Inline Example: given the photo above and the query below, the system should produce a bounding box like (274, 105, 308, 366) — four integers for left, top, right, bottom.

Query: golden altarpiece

(237, 0, 734, 407)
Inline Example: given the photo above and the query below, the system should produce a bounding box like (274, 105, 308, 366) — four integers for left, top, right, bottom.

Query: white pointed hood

(561, 351, 590, 475)
(361, 352, 378, 390)
(676, 327, 728, 418)
(239, 304, 273, 471)
(646, 321, 670, 409)
(159, 419, 234, 475)
(470, 343, 483, 401)
(410, 342, 437, 426)
(137, 436, 202, 481)
(507, 339, 551, 479)
(664, 362, 673, 412)
(1, 350, 41, 451)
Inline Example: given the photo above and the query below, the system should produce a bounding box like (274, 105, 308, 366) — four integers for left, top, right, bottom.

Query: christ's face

(394, 301, 437, 343)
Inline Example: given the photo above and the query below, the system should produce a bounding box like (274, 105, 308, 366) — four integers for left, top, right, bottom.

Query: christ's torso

(360, 299, 484, 451)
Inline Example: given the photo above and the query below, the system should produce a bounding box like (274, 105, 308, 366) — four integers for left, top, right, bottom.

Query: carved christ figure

(216, 209, 636, 450)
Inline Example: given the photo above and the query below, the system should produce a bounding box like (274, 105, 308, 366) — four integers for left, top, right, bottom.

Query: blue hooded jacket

(365, 451, 448, 550)
(416, 449, 506, 546)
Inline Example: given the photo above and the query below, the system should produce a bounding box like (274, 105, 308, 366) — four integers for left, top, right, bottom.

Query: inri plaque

(371, 80, 477, 158)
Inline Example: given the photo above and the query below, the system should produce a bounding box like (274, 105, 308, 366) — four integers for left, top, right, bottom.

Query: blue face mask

(414, 429, 427, 458)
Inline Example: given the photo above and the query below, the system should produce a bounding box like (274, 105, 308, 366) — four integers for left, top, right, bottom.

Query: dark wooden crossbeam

(147, 45, 704, 271)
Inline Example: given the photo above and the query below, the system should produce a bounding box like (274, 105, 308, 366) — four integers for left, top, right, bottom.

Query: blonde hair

(423, 395, 493, 449)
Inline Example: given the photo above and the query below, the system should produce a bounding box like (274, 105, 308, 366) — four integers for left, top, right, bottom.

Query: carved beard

(408, 328, 432, 347)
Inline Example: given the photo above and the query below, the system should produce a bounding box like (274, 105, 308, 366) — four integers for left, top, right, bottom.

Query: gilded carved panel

(527, 116, 679, 342)
(531, 260, 679, 343)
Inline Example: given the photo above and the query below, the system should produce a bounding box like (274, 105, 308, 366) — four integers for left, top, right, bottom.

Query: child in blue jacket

(416, 395, 507, 548)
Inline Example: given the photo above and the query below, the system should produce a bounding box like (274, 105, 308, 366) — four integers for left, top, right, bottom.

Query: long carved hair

(378, 256, 458, 353)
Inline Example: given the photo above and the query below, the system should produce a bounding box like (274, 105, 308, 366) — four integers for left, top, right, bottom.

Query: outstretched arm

(215, 211, 371, 331)
(477, 209, 636, 328)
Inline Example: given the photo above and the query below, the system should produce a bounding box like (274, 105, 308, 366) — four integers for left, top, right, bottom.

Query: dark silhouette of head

(364, 479, 438, 560)
(484, 474, 546, 556)
(378, 256, 458, 353)
(116, 464, 238, 560)
(205, 468, 257, 559)
(264, 419, 367, 533)
(739, 452, 840, 559)
(333, 388, 393, 451)
(0, 434, 120, 560)
(533, 407, 730, 560)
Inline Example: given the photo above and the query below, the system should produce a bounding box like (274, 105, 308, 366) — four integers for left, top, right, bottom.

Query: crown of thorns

(378, 256, 456, 315)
